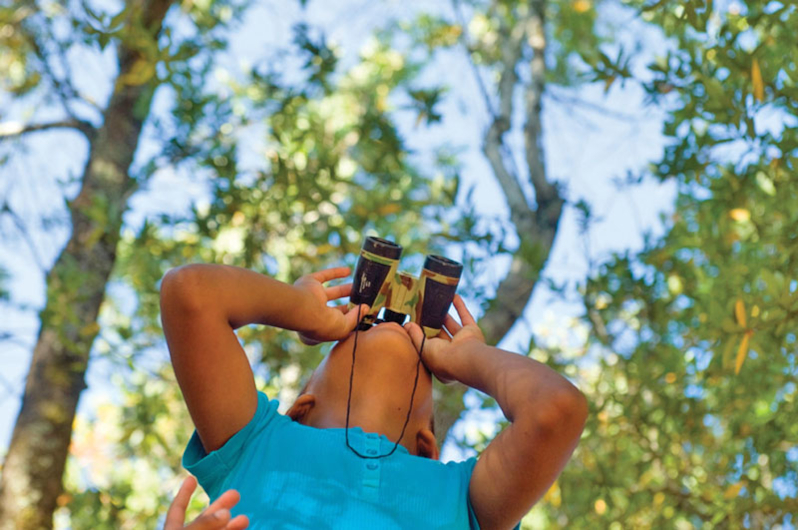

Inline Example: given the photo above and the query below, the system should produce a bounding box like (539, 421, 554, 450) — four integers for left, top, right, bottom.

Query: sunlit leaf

(729, 208, 750, 222)
(734, 299, 746, 328)
(724, 481, 744, 499)
(543, 480, 561, 508)
(751, 57, 764, 102)
(735, 330, 752, 375)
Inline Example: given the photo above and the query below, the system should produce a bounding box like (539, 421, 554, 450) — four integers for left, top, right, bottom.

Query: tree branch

(452, 0, 496, 118)
(26, 15, 102, 123)
(436, 0, 565, 446)
(523, 0, 558, 211)
(454, 0, 531, 228)
(478, 1, 563, 345)
(0, 119, 95, 140)
(547, 87, 640, 121)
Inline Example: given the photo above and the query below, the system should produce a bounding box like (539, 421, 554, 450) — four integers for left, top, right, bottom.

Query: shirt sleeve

(182, 391, 279, 497)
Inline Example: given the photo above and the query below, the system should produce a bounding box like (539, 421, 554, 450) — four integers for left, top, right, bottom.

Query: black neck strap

(344, 305, 426, 459)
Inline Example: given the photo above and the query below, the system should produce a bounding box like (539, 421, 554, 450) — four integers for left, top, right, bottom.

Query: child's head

(286, 322, 438, 459)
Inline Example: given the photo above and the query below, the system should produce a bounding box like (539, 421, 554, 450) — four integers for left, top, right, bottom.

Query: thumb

(403, 322, 425, 352)
(187, 509, 231, 530)
(346, 304, 369, 331)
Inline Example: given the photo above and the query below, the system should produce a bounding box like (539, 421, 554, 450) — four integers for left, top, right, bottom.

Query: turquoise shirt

(183, 392, 482, 529)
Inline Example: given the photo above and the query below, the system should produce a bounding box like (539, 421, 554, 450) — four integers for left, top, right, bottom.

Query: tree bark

(0, 2, 173, 528)
(437, 0, 564, 445)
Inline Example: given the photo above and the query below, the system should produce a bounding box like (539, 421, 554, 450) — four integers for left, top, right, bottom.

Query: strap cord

(344, 305, 425, 459)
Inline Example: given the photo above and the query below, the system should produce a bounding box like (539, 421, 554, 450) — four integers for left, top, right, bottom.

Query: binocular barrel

(350, 236, 463, 338)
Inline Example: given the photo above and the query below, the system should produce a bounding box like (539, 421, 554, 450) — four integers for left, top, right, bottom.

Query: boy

(160, 262, 587, 529)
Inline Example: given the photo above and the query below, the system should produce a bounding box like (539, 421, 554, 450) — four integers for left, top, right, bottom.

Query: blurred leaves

(538, 2, 798, 527)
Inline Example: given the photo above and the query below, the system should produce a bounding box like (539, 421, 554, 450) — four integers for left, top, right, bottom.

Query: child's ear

(415, 428, 439, 460)
(286, 394, 316, 424)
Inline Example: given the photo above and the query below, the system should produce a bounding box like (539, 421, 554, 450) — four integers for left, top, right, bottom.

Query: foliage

(59, 368, 193, 529)
(527, 1, 798, 527)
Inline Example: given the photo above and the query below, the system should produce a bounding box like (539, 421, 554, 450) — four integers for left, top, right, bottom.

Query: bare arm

(160, 264, 367, 453)
(405, 296, 588, 530)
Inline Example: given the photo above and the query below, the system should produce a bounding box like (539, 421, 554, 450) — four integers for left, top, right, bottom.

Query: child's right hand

(293, 266, 370, 345)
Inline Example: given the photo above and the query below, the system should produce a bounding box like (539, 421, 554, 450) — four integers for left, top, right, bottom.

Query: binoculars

(349, 236, 463, 338)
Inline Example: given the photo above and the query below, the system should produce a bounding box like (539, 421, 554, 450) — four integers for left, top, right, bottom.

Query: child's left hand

(293, 266, 369, 345)
(164, 476, 249, 530)
(403, 295, 485, 384)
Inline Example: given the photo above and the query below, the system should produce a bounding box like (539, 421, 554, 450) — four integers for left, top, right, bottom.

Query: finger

(299, 334, 322, 346)
(310, 267, 351, 283)
(325, 282, 352, 300)
(345, 304, 370, 331)
(452, 295, 477, 327)
(333, 303, 358, 315)
(443, 314, 462, 335)
(164, 476, 197, 530)
(436, 327, 453, 342)
(403, 322, 425, 352)
(186, 509, 230, 530)
(203, 490, 241, 515)
(225, 515, 250, 530)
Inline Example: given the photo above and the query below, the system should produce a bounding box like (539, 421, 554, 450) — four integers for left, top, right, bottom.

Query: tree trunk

(437, 0, 563, 445)
(0, 2, 172, 528)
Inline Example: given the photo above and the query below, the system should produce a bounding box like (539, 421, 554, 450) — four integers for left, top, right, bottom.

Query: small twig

(0, 200, 47, 272)
(547, 87, 641, 121)
(26, 15, 99, 123)
(451, 0, 498, 122)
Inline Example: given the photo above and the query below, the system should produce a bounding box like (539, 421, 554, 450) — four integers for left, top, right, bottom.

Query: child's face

(293, 322, 435, 449)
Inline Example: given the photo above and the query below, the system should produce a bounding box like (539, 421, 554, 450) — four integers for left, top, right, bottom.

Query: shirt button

(367, 462, 378, 470)
(367, 449, 377, 456)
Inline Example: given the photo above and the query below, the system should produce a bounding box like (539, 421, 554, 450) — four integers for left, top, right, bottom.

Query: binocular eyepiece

(349, 236, 463, 338)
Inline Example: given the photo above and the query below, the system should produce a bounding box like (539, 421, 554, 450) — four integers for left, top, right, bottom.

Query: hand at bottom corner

(164, 475, 249, 530)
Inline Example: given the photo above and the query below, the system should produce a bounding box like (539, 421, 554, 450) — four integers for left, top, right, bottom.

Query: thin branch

(451, 0, 498, 120)
(0, 119, 95, 140)
(547, 87, 640, 121)
(481, 15, 531, 229)
(26, 15, 101, 123)
(0, 331, 34, 354)
(453, 0, 533, 219)
(523, 0, 559, 210)
(49, 17, 104, 115)
(0, 200, 47, 272)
